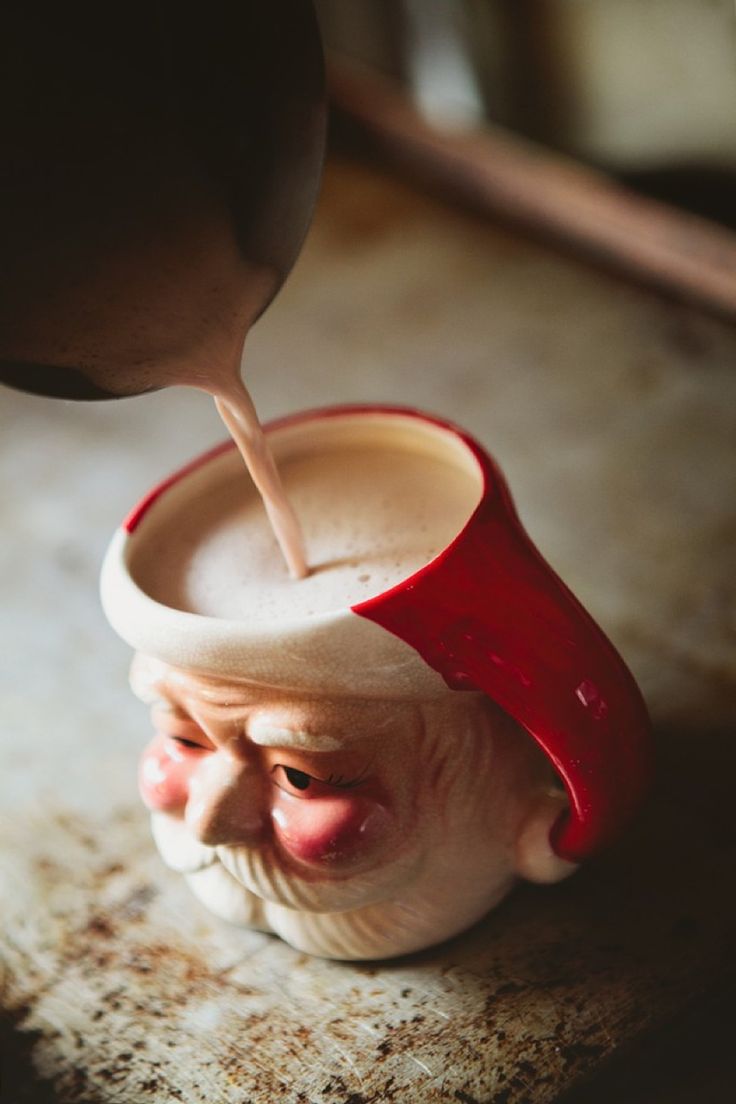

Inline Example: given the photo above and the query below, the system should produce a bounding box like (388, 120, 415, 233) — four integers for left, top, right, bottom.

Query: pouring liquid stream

(210, 375, 308, 580)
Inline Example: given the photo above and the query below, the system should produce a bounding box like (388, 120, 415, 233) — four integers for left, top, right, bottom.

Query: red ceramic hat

(102, 405, 653, 865)
(349, 409, 654, 863)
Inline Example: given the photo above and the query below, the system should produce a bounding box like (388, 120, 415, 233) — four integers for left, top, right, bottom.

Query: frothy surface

(132, 445, 480, 622)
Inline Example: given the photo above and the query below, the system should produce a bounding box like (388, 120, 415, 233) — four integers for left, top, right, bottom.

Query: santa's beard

(150, 811, 449, 959)
(148, 785, 516, 960)
(169, 835, 516, 962)
(150, 810, 425, 916)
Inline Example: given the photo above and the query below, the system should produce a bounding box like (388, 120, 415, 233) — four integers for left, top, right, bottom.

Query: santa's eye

(271, 765, 315, 795)
(151, 706, 212, 752)
(284, 766, 311, 791)
(272, 764, 365, 796)
(170, 735, 206, 751)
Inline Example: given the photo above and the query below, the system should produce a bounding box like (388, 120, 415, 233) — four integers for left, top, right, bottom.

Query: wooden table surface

(2, 157, 735, 1103)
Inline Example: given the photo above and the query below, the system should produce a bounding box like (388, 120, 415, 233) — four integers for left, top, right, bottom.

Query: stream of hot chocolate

(209, 376, 308, 580)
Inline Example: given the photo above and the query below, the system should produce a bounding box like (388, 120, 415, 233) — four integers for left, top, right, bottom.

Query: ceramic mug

(101, 405, 653, 959)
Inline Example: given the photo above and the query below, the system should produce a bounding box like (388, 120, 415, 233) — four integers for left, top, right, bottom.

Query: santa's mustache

(151, 812, 217, 872)
(215, 843, 337, 912)
(150, 812, 423, 914)
(150, 813, 325, 909)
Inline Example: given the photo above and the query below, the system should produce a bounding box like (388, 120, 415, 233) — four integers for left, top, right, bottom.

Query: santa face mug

(100, 405, 653, 961)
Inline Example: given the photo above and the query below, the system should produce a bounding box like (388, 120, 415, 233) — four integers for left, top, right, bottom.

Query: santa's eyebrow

(247, 717, 343, 752)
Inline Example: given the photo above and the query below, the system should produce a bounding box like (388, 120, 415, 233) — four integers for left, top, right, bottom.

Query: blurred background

(318, 0, 736, 226)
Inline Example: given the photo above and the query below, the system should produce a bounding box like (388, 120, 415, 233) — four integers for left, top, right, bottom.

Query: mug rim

(101, 404, 490, 699)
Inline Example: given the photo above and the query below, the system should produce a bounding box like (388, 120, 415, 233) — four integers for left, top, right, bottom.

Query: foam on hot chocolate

(130, 442, 481, 623)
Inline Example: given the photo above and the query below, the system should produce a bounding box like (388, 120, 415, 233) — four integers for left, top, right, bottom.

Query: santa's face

(131, 655, 571, 959)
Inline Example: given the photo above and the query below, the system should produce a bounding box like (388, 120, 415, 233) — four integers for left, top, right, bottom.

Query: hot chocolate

(130, 433, 481, 622)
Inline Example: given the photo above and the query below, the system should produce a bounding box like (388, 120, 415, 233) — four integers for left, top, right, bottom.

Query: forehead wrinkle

(133, 657, 255, 708)
(131, 656, 432, 749)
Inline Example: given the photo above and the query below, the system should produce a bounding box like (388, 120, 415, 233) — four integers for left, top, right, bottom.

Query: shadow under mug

(101, 404, 653, 864)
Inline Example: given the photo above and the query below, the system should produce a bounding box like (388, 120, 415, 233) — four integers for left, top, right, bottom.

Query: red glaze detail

(138, 733, 201, 812)
(272, 790, 391, 866)
(351, 414, 654, 863)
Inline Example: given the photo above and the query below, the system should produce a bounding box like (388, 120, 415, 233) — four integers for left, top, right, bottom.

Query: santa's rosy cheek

(272, 793, 393, 866)
(138, 734, 199, 811)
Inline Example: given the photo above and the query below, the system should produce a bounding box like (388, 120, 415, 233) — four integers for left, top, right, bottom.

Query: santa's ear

(514, 789, 578, 885)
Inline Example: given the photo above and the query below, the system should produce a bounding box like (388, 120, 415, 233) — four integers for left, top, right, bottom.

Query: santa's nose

(185, 753, 266, 846)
